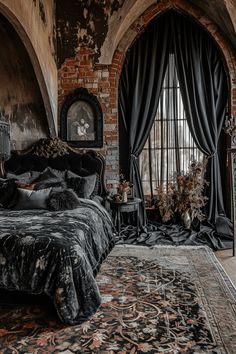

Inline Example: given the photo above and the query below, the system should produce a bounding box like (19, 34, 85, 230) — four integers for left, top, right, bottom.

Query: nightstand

(109, 198, 142, 237)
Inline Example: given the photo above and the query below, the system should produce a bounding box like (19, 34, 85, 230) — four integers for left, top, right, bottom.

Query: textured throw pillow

(34, 179, 66, 191)
(32, 167, 59, 183)
(31, 167, 66, 180)
(14, 188, 51, 210)
(66, 171, 97, 199)
(31, 167, 66, 190)
(6, 171, 32, 184)
(47, 188, 80, 211)
(48, 167, 66, 180)
(0, 178, 18, 208)
(15, 181, 35, 190)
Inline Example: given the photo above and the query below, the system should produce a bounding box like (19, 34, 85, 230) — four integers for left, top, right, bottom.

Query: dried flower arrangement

(156, 159, 209, 225)
(116, 174, 133, 202)
(117, 175, 131, 194)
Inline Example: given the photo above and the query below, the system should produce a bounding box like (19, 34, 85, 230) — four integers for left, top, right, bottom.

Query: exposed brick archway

(110, 0, 236, 115)
(58, 0, 236, 190)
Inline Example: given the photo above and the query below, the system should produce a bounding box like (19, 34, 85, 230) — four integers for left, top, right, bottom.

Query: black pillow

(66, 171, 97, 199)
(47, 188, 80, 211)
(6, 171, 33, 184)
(14, 188, 52, 210)
(32, 167, 59, 183)
(32, 167, 66, 190)
(0, 178, 18, 208)
(34, 179, 66, 191)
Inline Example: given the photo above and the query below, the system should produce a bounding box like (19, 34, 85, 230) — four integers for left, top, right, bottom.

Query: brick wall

(58, 49, 123, 192)
(58, 0, 236, 192)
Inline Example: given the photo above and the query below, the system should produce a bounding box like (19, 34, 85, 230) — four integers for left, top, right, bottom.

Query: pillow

(34, 179, 66, 191)
(15, 181, 35, 190)
(47, 188, 80, 211)
(48, 167, 66, 180)
(31, 167, 66, 180)
(31, 167, 66, 190)
(0, 178, 18, 208)
(14, 188, 51, 210)
(32, 167, 59, 183)
(66, 172, 97, 199)
(6, 171, 32, 184)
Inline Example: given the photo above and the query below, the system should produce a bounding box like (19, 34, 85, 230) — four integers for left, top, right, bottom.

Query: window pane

(139, 54, 203, 199)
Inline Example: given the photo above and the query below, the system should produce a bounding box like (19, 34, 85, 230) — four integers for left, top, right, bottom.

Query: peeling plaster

(100, 0, 236, 64)
(56, 0, 125, 67)
(39, 0, 47, 26)
(99, 0, 155, 64)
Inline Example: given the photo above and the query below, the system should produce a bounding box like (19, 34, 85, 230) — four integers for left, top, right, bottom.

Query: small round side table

(109, 198, 142, 238)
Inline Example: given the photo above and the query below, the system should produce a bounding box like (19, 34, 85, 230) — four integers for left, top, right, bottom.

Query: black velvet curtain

(119, 15, 170, 225)
(172, 14, 229, 229)
(119, 11, 229, 232)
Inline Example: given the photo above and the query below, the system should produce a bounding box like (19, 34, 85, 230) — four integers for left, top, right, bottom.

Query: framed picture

(60, 88, 103, 148)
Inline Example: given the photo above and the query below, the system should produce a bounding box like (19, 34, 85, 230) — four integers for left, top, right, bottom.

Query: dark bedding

(0, 199, 115, 324)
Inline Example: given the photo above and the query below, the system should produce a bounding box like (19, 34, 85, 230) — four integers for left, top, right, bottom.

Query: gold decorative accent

(31, 138, 70, 158)
(13, 138, 76, 158)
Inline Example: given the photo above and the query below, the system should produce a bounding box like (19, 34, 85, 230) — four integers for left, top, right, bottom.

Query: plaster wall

(0, 0, 57, 135)
(0, 14, 49, 150)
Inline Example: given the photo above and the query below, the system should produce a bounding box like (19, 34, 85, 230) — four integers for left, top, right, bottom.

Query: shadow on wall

(0, 13, 49, 150)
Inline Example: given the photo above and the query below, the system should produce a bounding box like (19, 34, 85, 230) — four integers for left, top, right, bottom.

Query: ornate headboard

(2, 138, 107, 197)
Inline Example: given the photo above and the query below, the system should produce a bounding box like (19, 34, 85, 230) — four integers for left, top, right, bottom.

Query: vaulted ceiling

(189, 0, 236, 48)
(98, 0, 236, 64)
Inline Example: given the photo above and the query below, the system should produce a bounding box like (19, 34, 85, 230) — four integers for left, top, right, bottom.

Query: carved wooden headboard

(2, 138, 107, 197)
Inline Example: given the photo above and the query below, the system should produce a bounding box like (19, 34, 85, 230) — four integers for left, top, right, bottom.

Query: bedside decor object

(0, 110, 10, 176)
(224, 112, 236, 256)
(117, 174, 132, 202)
(156, 158, 208, 227)
(60, 87, 103, 148)
(110, 198, 142, 237)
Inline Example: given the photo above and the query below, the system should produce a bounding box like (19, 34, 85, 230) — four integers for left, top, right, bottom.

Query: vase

(181, 211, 191, 229)
(122, 191, 128, 203)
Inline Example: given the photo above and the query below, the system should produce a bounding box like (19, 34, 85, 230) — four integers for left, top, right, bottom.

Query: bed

(0, 138, 115, 325)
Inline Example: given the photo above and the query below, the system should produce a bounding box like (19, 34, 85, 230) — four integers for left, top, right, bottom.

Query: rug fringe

(115, 243, 212, 251)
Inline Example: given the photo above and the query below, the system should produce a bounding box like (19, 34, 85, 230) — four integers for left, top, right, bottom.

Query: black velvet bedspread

(0, 199, 115, 324)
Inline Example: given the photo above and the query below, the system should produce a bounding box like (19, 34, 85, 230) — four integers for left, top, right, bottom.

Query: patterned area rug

(1, 245, 236, 353)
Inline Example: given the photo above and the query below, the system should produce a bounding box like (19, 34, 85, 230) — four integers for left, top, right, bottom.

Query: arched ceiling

(99, 0, 236, 64)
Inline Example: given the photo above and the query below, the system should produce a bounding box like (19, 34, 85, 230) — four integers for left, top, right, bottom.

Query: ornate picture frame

(60, 88, 103, 148)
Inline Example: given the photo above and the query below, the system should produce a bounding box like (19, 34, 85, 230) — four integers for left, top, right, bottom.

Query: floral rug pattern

(1, 245, 236, 353)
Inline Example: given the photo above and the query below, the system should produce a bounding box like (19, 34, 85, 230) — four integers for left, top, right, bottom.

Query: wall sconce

(0, 111, 10, 176)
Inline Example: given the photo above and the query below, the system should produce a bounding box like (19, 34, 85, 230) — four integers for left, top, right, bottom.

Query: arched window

(139, 54, 203, 201)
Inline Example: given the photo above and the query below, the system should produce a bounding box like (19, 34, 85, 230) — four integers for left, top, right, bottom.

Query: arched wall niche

(0, 2, 56, 148)
(111, 0, 236, 114)
(111, 1, 235, 215)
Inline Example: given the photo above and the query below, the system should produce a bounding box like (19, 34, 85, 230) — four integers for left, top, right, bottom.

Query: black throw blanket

(118, 220, 233, 251)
